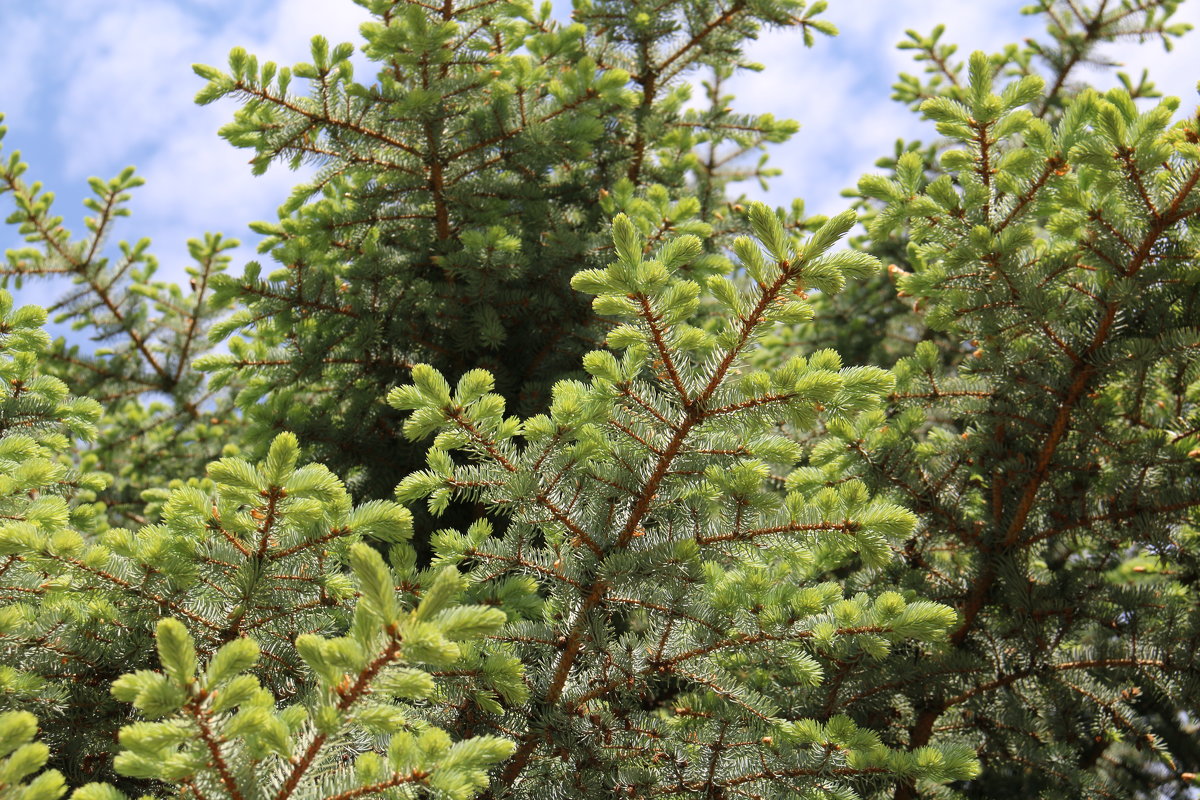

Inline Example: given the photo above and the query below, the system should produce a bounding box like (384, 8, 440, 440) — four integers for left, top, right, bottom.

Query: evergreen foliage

(0, 211, 982, 798)
(0, 711, 67, 800)
(777, 6, 1200, 797)
(383, 207, 979, 797)
(0, 128, 242, 525)
(191, 0, 817, 497)
(0, 363, 517, 796)
(0, 1, 1198, 798)
(789, 0, 1193, 369)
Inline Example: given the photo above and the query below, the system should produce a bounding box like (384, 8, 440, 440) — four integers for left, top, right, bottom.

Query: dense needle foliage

(0, 1, 1197, 799)
(190, 0, 813, 497)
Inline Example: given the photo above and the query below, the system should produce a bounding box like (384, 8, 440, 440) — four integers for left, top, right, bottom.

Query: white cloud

(0, 10, 45, 123)
(1098, 30, 1200, 101)
(56, 4, 210, 176)
(43, 0, 371, 179)
(0, 0, 372, 287)
(123, 0, 373, 275)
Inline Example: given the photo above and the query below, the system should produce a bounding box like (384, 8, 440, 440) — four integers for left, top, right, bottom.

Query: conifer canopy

(0, 1, 1197, 799)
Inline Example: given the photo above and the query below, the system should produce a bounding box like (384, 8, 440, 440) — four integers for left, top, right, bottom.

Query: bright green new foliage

(794, 37, 1200, 800)
(0, 292, 105, 516)
(0, 712, 66, 800)
(100, 560, 513, 800)
(0, 121, 243, 525)
(0, 421, 519, 794)
(383, 205, 977, 797)
(1, 1, 1198, 799)
(192, 0, 818, 498)
(789, 0, 1193, 369)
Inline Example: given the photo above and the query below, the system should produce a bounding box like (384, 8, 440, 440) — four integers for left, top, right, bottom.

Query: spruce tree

(0, 211, 982, 798)
(382, 207, 978, 797)
(1, 1, 1198, 798)
(789, 0, 1193, 369)
(0, 134, 242, 525)
(191, 0, 819, 498)
(0, 289, 517, 793)
(777, 4, 1200, 796)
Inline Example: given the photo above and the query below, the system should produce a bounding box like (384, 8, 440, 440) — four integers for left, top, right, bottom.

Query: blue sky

(1, 0, 1197, 315)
